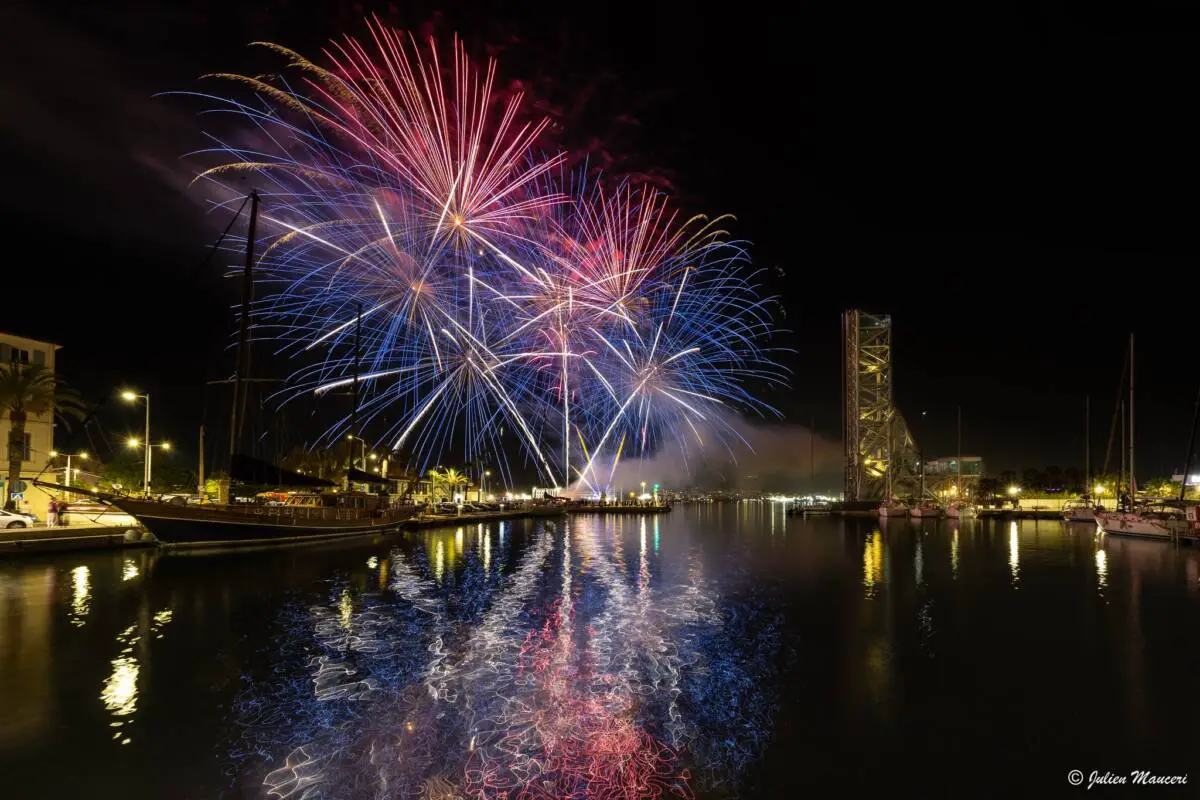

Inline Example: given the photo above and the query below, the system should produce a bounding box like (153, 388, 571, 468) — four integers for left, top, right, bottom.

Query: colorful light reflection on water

(231, 517, 782, 799)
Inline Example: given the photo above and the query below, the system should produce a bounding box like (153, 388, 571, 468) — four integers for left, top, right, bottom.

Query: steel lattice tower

(843, 310, 920, 501)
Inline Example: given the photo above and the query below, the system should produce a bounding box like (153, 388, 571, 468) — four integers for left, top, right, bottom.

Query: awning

(346, 467, 387, 485)
(230, 454, 336, 488)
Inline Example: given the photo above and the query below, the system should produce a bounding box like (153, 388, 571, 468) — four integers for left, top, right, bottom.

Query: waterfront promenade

(0, 504, 573, 557)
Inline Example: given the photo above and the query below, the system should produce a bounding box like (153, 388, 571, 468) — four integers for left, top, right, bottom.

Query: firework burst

(190, 17, 787, 490)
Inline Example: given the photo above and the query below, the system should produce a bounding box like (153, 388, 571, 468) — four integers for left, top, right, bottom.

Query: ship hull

(110, 499, 415, 548)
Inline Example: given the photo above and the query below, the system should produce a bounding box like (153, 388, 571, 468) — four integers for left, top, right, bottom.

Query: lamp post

(484, 469, 491, 499)
(126, 437, 171, 495)
(50, 450, 88, 488)
(121, 391, 151, 495)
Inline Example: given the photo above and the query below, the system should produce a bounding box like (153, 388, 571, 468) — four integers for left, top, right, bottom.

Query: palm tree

(428, 466, 469, 502)
(0, 364, 86, 507)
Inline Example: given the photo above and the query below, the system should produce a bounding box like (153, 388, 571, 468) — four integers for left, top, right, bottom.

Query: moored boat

(1062, 500, 1099, 523)
(879, 500, 909, 517)
(1095, 506, 1189, 540)
(909, 503, 942, 519)
(945, 502, 976, 519)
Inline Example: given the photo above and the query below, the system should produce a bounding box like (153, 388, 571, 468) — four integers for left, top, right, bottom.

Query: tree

(1142, 477, 1177, 498)
(1043, 465, 1065, 492)
(1021, 467, 1046, 491)
(96, 449, 144, 494)
(0, 363, 86, 507)
(428, 467, 468, 501)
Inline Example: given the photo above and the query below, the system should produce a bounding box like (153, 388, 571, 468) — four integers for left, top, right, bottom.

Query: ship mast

(228, 190, 258, 473)
(956, 405, 962, 500)
(1084, 395, 1090, 500)
(1128, 333, 1135, 506)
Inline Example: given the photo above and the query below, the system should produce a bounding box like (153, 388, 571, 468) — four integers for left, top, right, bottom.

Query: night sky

(3, 1, 1197, 482)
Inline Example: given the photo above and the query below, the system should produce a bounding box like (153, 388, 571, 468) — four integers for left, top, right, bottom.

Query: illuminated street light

(52, 450, 88, 488)
(1007, 485, 1021, 496)
(127, 437, 140, 448)
(1094, 484, 1106, 496)
(121, 390, 151, 495)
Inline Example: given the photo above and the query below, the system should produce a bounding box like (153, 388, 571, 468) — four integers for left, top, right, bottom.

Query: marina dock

(566, 504, 672, 514)
(0, 523, 154, 556)
(0, 505, 570, 558)
(976, 509, 1062, 520)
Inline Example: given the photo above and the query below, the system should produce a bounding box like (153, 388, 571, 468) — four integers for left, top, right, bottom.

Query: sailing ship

(53, 192, 417, 547)
(1095, 334, 1198, 540)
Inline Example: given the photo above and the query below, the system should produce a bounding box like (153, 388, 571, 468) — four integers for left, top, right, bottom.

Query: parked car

(0, 508, 38, 528)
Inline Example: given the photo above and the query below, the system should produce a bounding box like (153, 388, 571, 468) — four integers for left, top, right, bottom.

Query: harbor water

(2, 504, 1199, 796)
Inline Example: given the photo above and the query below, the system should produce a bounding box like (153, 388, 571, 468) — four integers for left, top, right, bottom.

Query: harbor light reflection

(863, 531, 884, 597)
(1009, 522, 1020, 587)
(70, 566, 90, 627)
(951, 528, 959, 579)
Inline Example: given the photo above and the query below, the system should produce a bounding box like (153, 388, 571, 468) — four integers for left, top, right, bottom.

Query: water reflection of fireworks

(226, 519, 782, 799)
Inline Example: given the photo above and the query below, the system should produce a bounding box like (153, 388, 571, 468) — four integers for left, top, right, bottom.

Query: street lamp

(121, 390, 151, 495)
(126, 437, 171, 494)
(1007, 485, 1021, 496)
(50, 450, 88, 488)
(484, 469, 491, 498)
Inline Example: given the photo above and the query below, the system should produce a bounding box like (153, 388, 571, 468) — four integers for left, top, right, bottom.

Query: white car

(0, 508, 38, 528)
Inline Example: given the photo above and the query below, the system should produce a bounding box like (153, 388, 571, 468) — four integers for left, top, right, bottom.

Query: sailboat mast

(198, 424, 205, 500)
(1128, 333, 1135, 502)
(1120, 399, 1126, 507)
(347, 303, 362, 481)
(1180, 386, 1200, 502)
(228, 190, 258, 472)
(809, 413, 815, 494)
(956, 405, 962, 498)
(353, 303, 361, 444)
(1084, 395, 1090, 498)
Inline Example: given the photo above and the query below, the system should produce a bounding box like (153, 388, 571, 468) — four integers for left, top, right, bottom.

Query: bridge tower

(842, 310, 920, 501)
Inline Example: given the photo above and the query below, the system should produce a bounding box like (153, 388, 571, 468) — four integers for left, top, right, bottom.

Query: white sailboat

(1095, 334, 1192, 540)
(908, 445, 941, 517)
(945, 501, 975, 519)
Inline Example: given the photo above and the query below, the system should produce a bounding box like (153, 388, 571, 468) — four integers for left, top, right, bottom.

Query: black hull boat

(108, 497, 417, 548)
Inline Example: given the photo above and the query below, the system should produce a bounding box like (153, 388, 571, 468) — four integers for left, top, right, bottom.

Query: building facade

(0, 333, 61, 522)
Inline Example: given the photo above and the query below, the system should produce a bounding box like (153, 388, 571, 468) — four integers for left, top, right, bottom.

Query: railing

(201, 504, 417, 522)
